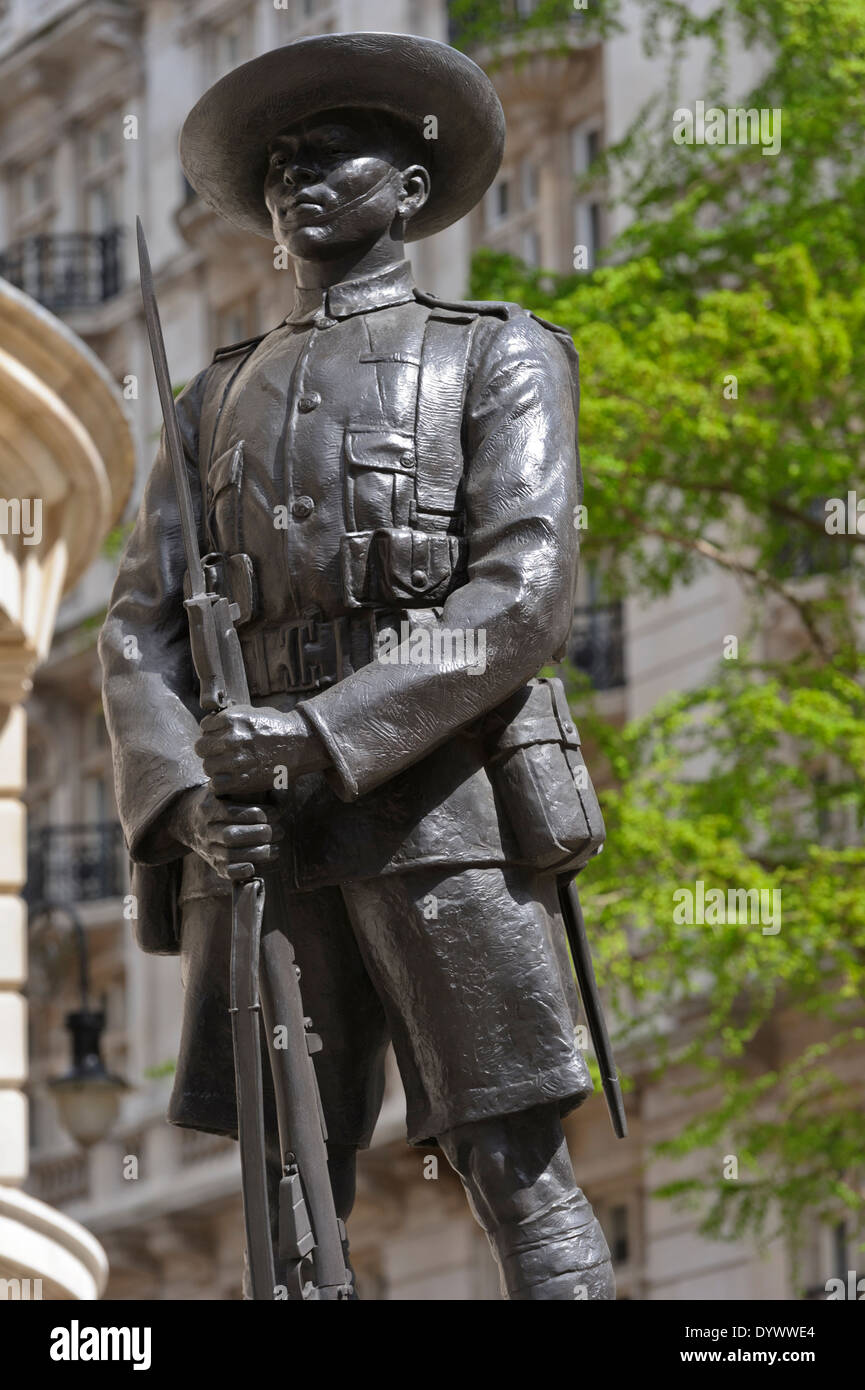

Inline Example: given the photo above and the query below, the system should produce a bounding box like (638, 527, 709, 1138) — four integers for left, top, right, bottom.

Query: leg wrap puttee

(490, 1189, 615, 1300)
(438, 1104, 616, 1301)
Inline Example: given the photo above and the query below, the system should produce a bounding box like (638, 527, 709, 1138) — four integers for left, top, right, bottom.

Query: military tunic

(99, 259, 594, 1145)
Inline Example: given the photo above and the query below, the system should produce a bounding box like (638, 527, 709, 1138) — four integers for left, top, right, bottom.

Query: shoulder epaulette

(413, 288, 511, 322)
(413, 288, 571, 341)
(526, 310, 574, 341)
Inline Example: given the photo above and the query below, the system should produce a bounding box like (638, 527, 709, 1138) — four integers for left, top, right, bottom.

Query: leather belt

(240, 609, 397, 697)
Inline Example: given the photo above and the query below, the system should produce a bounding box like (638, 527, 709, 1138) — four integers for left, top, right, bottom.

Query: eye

(269, 151, 287, 169)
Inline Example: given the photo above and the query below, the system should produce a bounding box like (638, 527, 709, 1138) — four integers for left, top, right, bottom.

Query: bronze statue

(100, 31, 623, 1301)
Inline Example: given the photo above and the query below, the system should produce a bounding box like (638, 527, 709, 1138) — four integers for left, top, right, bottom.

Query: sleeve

(98, 369, 211, 864)
(299, 310, 581, 800)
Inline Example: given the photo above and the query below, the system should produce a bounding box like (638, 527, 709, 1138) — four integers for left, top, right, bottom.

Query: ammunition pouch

(130, 860, 182, 956)
(484, 677, 605, 876)
(340, 527, 467, 609)
(183, 550, 257, 626)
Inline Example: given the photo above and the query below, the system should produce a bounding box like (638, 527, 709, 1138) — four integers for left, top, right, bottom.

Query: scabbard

(557, 874, 628, 1140)
(229, 876, 276, 1299)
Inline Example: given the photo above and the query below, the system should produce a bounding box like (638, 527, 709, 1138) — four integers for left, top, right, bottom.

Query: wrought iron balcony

(0, 227, 123, 313)
(26, 822, 126, 907)
(568, 601, 626, 690)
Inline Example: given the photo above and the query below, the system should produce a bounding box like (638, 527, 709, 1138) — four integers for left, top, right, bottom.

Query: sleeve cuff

(296, 700, 360, 803)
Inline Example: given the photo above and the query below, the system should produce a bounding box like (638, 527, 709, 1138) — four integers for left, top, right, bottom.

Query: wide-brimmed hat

(179, 32, 505, 243)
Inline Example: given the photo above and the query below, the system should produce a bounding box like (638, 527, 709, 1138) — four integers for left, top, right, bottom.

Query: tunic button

(400, 452, 415, 469)
(297, 392, 321, 412)
(291, 495, 315, 519)
(410, 569, 428, 590)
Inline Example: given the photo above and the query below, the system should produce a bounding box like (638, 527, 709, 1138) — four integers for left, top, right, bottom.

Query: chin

(282, 222, 384, 262)
(276, 222, 336, 257)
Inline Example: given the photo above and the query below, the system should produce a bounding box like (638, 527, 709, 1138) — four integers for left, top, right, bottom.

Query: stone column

(0, 277, 134, 1299)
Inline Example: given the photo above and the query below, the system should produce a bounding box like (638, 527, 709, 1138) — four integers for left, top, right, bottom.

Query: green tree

(456, 0, 865, 1273)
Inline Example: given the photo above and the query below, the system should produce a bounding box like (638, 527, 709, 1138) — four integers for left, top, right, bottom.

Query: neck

(291, 235, 407, 290)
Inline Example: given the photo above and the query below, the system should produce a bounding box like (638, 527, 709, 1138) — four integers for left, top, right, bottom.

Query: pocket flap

(340, 528, 466, 607)
(376, 529, 464, 597)
(345, 429, 416, 474)
(207, 440, 244, 498)
(485, 678, 582, 755)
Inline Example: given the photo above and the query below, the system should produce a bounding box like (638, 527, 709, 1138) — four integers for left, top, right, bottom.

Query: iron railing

(26, 822, 126, 906)
(0, 227, 123, 313)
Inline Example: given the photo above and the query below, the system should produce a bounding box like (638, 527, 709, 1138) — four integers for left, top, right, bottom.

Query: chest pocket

(339, 309, 478, 610)
(343, 427, 417, 531)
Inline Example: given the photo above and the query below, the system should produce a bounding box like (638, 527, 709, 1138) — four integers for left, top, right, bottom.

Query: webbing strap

(197, 347, 259, 548)
(414, 313, 477, 516)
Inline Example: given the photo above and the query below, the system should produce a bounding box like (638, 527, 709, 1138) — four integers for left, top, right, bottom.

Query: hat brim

(179, 32, 505, 243)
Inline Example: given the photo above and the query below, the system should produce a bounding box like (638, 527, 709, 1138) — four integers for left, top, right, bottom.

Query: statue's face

(263, 111, 428, 258)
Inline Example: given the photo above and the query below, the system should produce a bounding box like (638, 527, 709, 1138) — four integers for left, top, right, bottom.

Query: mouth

(276, 195, 327, 225)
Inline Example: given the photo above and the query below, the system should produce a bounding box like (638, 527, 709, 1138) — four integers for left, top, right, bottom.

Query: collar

(284, 260, 416, 325)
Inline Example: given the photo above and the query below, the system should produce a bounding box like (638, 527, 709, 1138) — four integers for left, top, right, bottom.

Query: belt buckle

(300, 611, 337, 692)
(269, 622, 303, 693)
(300, 610, 341, 690)
(296, 612, 320, 690)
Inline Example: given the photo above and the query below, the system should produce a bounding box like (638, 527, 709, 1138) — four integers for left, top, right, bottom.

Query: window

(12, 154, 56, 236)
(213, 294, 259, 352)
(521, 159, 539, 209)
(486, 178, 511, 229)
(610, 1204, 630, 1264)
(573, 198, 602, 269)
(570, 121, 604, 268)
(521, 227, 541, 267)
(80, 111, 123, 234)
(207, 9, 254, 80)
(82, 773, 111, 825)
(571, 121, 602, 177)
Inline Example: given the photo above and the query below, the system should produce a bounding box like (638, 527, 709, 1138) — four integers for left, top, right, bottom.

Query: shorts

(169, 861, 593, 1146)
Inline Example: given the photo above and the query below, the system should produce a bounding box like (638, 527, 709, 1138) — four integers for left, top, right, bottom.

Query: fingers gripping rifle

(137, 220, 349, 1301)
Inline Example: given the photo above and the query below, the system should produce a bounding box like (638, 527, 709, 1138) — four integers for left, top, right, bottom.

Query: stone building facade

(0, 0, 850, 1298)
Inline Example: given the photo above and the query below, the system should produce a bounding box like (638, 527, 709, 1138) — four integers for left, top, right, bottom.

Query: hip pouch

(484, 677, 605, 876)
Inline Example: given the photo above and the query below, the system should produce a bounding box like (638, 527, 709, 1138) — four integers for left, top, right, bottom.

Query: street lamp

(31, 902, 129, 1148)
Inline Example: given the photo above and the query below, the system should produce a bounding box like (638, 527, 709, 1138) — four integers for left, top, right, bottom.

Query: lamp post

(30, 902, 129, 1148)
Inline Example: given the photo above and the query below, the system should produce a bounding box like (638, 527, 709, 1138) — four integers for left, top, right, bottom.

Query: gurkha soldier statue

(100, 32, 627, 1301)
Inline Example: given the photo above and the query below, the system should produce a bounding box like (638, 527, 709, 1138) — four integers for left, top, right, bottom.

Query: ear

(397, 164, 431, 221)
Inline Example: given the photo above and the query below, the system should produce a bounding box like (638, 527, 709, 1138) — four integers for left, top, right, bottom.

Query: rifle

(136, 218, 349, 1301)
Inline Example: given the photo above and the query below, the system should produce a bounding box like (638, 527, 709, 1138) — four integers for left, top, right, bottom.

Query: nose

(283, 160, 316, 188)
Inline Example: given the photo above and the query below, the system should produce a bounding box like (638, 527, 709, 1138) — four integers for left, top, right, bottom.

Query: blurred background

(0, 0, 862, 1300)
